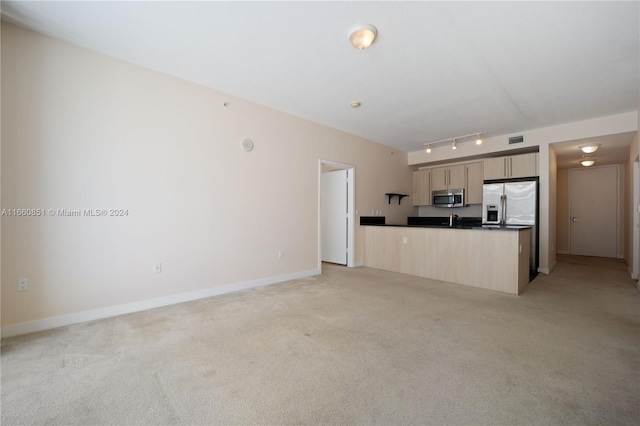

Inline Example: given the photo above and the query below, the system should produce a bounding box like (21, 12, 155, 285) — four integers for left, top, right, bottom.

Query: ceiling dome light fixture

(580, 144, 600, 154)
(476, 133, 483, 145)
(350, 101, 362, 108)
(348, 24, 378, 50)
(581, 159, 596, 167)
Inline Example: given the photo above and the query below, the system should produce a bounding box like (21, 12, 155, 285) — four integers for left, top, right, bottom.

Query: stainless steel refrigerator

(482, 181, 538, 271)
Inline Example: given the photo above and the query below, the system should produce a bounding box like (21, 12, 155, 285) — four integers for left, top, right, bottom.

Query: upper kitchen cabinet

(412, 170, 431, 206)
(483, 153, 538, 180)
(465, 162, 483, 204)
(430, 165, 466, 191)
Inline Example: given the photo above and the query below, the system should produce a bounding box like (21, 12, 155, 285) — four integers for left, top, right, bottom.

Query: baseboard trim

(1, 268, 321, 339)
(538, 260, 557, 275)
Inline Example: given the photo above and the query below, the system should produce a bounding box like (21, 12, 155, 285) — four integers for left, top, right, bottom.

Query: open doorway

(319, 160, 355, 269)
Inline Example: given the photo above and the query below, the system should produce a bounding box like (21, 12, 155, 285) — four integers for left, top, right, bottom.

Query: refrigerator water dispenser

(486, 205, 499, 223)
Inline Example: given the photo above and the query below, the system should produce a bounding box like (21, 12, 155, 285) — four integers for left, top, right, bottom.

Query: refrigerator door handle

(501, 194, 507, 226)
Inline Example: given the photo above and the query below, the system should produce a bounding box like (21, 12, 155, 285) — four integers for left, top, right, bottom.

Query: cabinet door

(509, 153, 538, 178)
(430, 167, 448, 191)
(412, 170, 431, 206)
(465, 162, 483, 205)
(447, 165, 466, 189)
(483, 157, 507, 180)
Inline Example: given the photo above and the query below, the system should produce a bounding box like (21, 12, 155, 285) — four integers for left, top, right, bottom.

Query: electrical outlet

(153, 263, 162, 273)
(18, 278, 29, 292)
(278, 249, 284, 259)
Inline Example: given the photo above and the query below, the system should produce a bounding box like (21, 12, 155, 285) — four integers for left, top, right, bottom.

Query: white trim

(1, 268, 320, 338)
(538, 259, 557, 275)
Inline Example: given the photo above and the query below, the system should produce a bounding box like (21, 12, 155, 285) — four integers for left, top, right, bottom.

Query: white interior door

(569, 166, 618, 257)
(321, 169, 347, 265)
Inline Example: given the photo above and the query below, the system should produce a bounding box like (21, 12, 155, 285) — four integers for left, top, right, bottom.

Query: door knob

(571, 217, 579, 222)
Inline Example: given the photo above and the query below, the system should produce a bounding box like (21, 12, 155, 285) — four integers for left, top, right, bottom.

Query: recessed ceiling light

(350, 101, 362, 108)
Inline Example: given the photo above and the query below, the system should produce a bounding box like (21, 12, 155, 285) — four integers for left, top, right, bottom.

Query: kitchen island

(361, 224, 531, 295)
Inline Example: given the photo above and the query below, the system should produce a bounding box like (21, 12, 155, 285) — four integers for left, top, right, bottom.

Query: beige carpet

(1, 255, 639, 425)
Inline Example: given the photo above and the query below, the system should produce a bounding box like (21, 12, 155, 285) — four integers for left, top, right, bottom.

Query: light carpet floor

(1, 255, 639, 425)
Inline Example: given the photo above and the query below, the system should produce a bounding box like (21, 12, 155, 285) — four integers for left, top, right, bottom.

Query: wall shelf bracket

(385, 193, 409, 205)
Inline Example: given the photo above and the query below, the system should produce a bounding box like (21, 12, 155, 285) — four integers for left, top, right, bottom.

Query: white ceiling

(2, 1, 639, 162)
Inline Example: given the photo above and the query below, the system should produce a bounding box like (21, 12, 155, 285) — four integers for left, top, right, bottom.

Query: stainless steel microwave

(433, 189, 465, 208)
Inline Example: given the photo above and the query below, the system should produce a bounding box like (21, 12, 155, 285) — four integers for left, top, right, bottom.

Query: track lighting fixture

(423, 132, 484, 153)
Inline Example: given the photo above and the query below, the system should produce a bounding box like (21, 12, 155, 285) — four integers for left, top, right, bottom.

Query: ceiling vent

(509, 135, 524, 144)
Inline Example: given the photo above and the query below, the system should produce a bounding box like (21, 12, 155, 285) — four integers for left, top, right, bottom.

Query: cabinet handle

(503, 158, 507, 178)
(510, 157, 513, 177)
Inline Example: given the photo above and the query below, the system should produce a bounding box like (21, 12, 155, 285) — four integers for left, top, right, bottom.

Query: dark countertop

(360, 216, 530, 231)
(361, 223, 531, 231)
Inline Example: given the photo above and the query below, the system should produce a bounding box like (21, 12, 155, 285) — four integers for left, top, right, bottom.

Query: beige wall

(557, 169, 569, 254)
(628, 130, 639, 277)
(547, 146, 557, 269)
(0, 19, 3, 330)
(1, 24, 417, 332)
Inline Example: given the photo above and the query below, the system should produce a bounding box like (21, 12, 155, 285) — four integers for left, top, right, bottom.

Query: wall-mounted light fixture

(423, 132, 484, 153)
(580, 144, 600, 154)
(348, 24, 378, 50)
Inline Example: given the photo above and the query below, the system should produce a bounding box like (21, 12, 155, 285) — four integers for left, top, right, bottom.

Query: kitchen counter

(363, 223, 531, 231)
(361, 224, 531, 295)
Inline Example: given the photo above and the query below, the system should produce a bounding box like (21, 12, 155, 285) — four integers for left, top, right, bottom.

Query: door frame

(318, 159, 355, 268)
